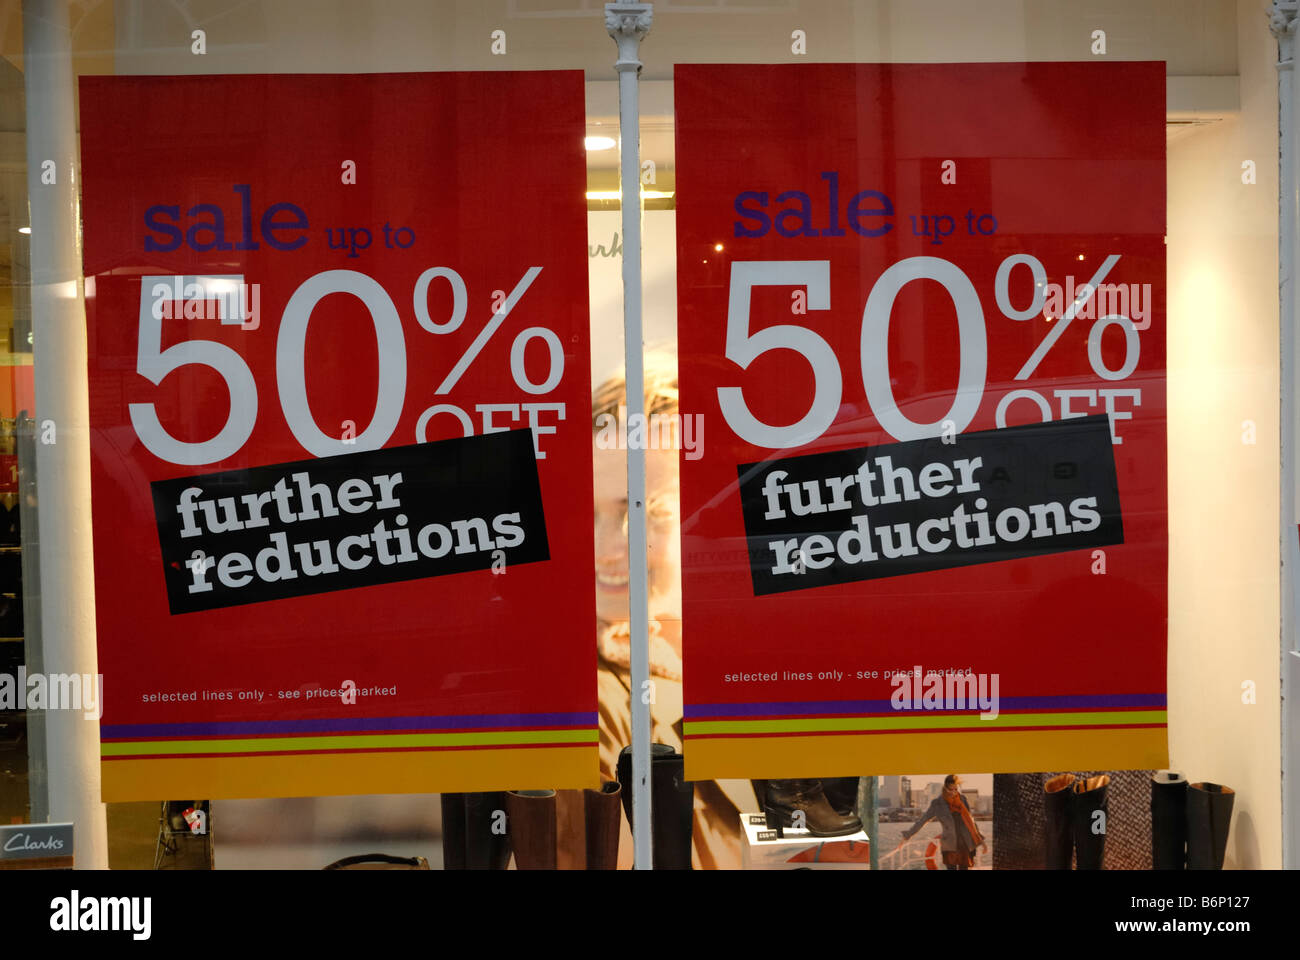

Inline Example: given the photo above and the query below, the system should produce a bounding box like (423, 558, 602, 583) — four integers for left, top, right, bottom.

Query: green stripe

(102, 728, 599, 757)
(683, 711, 1167, 737)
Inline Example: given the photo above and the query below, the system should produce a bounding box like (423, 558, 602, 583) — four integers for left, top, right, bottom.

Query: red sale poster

(80, 73, 596, 800)
(675, 63, 1167, 779)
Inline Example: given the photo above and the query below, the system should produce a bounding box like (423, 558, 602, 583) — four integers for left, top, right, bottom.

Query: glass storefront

(0, 0, 1292, 898)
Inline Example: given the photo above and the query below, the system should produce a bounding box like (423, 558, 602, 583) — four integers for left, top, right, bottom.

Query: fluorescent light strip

(586, 190, 674, 201)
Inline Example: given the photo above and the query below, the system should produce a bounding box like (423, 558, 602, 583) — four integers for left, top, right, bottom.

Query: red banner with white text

(675, 62, 1167, 779)
(80, 72, 596, 800)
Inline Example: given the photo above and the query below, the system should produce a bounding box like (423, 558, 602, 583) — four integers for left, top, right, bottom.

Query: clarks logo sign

(0, 822, 73, 862)
(3, 832, 65, 853)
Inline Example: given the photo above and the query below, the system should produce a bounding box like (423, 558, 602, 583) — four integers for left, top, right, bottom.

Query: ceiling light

(18, 226, 30, 235)
(585, 136, 616, 151)
(585, 190, 674, 201)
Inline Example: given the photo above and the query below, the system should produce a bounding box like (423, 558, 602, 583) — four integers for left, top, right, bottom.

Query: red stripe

(101, 724, 593, 744)
(685, 706, 1160, 724)
(103, 740, 599, 761)
(683, 722, 1167, 741)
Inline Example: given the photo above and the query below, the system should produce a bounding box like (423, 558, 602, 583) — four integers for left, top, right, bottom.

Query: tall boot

(1042, 773, 1076, 869)
(1150, 771, 1188, 870)
(439, 793, 467, 870)
(1186, 782, 1234, 870)
(584, 780, 622, 870)
(464, 791, 511, 870)
(650, 747, 694, 869)
(506, 790, 557, 870)
(1070, 774, 1110, 870)
(821, 777, 861, 818)
(763, 779, 861, 837)
(617, 743, 695, 869)
(554, 790, 587, 870)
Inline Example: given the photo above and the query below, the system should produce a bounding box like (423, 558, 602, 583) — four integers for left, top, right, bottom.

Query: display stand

(153, 800, 213, 870)
(738, 813, 870, 870)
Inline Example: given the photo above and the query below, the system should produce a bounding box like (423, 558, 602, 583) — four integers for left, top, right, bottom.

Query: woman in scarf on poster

(444, 350, 753, 870)
(895, 775, 988, 870)
(589, 349, 755, 869)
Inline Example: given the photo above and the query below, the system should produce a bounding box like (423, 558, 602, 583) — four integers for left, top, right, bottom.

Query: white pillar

(606, 1, 654, 870)
(22, 0, 108, 868)
(1273, 0, 1300, 871)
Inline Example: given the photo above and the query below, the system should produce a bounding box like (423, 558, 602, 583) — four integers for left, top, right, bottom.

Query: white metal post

(606, 1, 654, 870)
(1272, 0, 1300, 870)
(22, 0, 108, 868)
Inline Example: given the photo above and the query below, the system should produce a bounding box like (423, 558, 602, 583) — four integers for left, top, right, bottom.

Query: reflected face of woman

(593, 438, 682, 624)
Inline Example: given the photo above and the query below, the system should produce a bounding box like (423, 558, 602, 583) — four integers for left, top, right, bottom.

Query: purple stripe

(101, 711, 599, 740)
(683, 693, 1166, 719)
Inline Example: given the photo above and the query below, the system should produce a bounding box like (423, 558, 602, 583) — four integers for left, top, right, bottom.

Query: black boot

(1150, 771, 1188, 870)
(439, 793, 467, 870)
(821, 777, 861, 818)
(1042, 773, 1076, 869)
(1186, 782, 1234, 870)
(763, 779, 861, 837)
(1070, 774, 1109, 870)
(617, 743, 695, 869)
(464, 791, 511, 870)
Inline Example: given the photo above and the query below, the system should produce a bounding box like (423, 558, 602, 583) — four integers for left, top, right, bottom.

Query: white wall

(1165, 0, 1280, 868)
(587, 210, 677, 387)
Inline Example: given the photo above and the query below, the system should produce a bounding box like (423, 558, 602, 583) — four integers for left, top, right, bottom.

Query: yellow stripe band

(101, 728, 598, 757)
(684, 728, 1169, 781)
(101, 745, 601, 801)
(683, 710, 1166, 737)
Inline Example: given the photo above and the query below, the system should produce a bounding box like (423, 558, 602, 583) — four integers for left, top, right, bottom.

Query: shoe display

(1186, 781, 1234, 870)
(1070, 774, 1110, 870)
(584, 780, 622, 870)
(465, 792, 511, 870)
(439, 793, 468, 871)
(506, 790, 557, 870)
(617, 743, 695, 869)
(762, 779, 862, 838)
(1150, 771, 1188, 870)
(820, 777, 861, 818)
(1042, 773, 1076, 869)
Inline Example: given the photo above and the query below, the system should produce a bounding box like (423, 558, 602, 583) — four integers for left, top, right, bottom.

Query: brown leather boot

(821, 777, 861, 817)
(506, 790, 557, 870)
(584, 780, 622, 870)
(763, 779, 861, 837)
